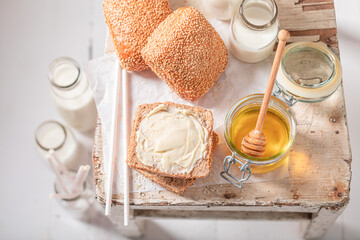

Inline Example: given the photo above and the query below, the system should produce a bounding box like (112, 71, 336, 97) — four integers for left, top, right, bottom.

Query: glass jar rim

(224, 94, 296, 165)
(281, 43, 336, 89)
(48, 57, 81, 89)
(276, 42, 342, 103)
(35, 120, 67, 151)
(239, 0, 278, 31)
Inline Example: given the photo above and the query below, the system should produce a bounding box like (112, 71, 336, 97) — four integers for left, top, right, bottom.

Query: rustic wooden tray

(92, 0, 351, 238)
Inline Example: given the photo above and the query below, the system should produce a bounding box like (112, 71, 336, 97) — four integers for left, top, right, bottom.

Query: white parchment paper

(86, 18, 288, 194)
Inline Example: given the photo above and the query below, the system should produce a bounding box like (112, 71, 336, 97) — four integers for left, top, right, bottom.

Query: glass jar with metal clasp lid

(221, 94, 296, 188)
(221, 42, 342, 188)
(273, 42, 342, 106)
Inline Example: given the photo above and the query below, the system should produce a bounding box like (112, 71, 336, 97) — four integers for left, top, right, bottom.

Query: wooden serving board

(92, 0, 351, 232)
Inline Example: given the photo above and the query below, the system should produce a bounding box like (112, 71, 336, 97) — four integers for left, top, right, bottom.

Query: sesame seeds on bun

(103, 0, 173, 71)
(141, 7, 228, 101)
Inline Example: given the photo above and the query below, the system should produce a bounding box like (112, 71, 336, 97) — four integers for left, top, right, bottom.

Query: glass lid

(275, 42, 342, 104)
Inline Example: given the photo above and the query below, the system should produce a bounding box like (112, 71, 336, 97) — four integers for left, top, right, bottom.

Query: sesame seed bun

(141, 7, 228, 100)
(103, 0, 173, 71)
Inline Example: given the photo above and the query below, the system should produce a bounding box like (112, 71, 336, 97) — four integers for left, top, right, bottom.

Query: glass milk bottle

(203, 0, 241, 21)
(35, 120, 80, 170)
(229, 0, 279, 63)
(48, 57, 97, 133)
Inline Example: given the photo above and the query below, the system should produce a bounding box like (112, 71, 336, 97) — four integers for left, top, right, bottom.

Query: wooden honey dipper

(241, 29, 290, 157)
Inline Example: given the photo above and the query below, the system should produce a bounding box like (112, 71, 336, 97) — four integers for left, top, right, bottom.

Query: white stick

(72, 165, 85, 191)
(48, 149, 73, 181)
(46, 153, 70, 193)
(105, 63, 122, 216)
(71, 165, 90, 194)
(122, 68, 130, 226)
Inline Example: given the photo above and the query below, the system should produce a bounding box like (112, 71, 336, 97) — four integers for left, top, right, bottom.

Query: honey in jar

(231, 106, 289, 157)
(223, 94, 296, 185)
(229, 105, 291, 173)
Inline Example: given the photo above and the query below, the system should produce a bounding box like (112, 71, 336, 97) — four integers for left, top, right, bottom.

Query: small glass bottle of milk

(229, 0, 279, 63)
(48, 57, 97, 133)
(35, 120, 80, 170)
(203, 0, 241, 21)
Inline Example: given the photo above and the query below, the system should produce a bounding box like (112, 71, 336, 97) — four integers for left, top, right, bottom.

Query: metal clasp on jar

(220, 154, 251, 188)
(272, 86, 298, 107)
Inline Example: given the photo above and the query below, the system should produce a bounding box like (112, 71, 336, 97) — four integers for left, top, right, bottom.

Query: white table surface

(0, 0, 359, 239)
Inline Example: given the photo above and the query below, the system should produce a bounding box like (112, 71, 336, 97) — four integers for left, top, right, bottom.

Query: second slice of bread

(127, 102, 218, 179)
(134, 168, 196, 195)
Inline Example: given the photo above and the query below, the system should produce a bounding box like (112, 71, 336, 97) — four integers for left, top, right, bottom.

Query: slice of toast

(134, 168, 196, 195)
(127, 102, 218, 179)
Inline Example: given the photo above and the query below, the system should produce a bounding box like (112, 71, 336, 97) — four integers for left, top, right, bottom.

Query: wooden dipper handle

(255, 30, 290, 132)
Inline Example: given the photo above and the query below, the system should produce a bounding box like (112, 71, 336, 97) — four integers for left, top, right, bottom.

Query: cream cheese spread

(136, 104, 209, 174)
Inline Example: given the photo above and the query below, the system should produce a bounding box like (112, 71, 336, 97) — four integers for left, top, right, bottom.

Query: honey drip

(231, 107, 289, 158)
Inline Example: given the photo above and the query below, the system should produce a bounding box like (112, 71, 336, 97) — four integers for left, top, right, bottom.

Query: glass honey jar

(221, 42, 342, 188)
(221, 94, 296, 188)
